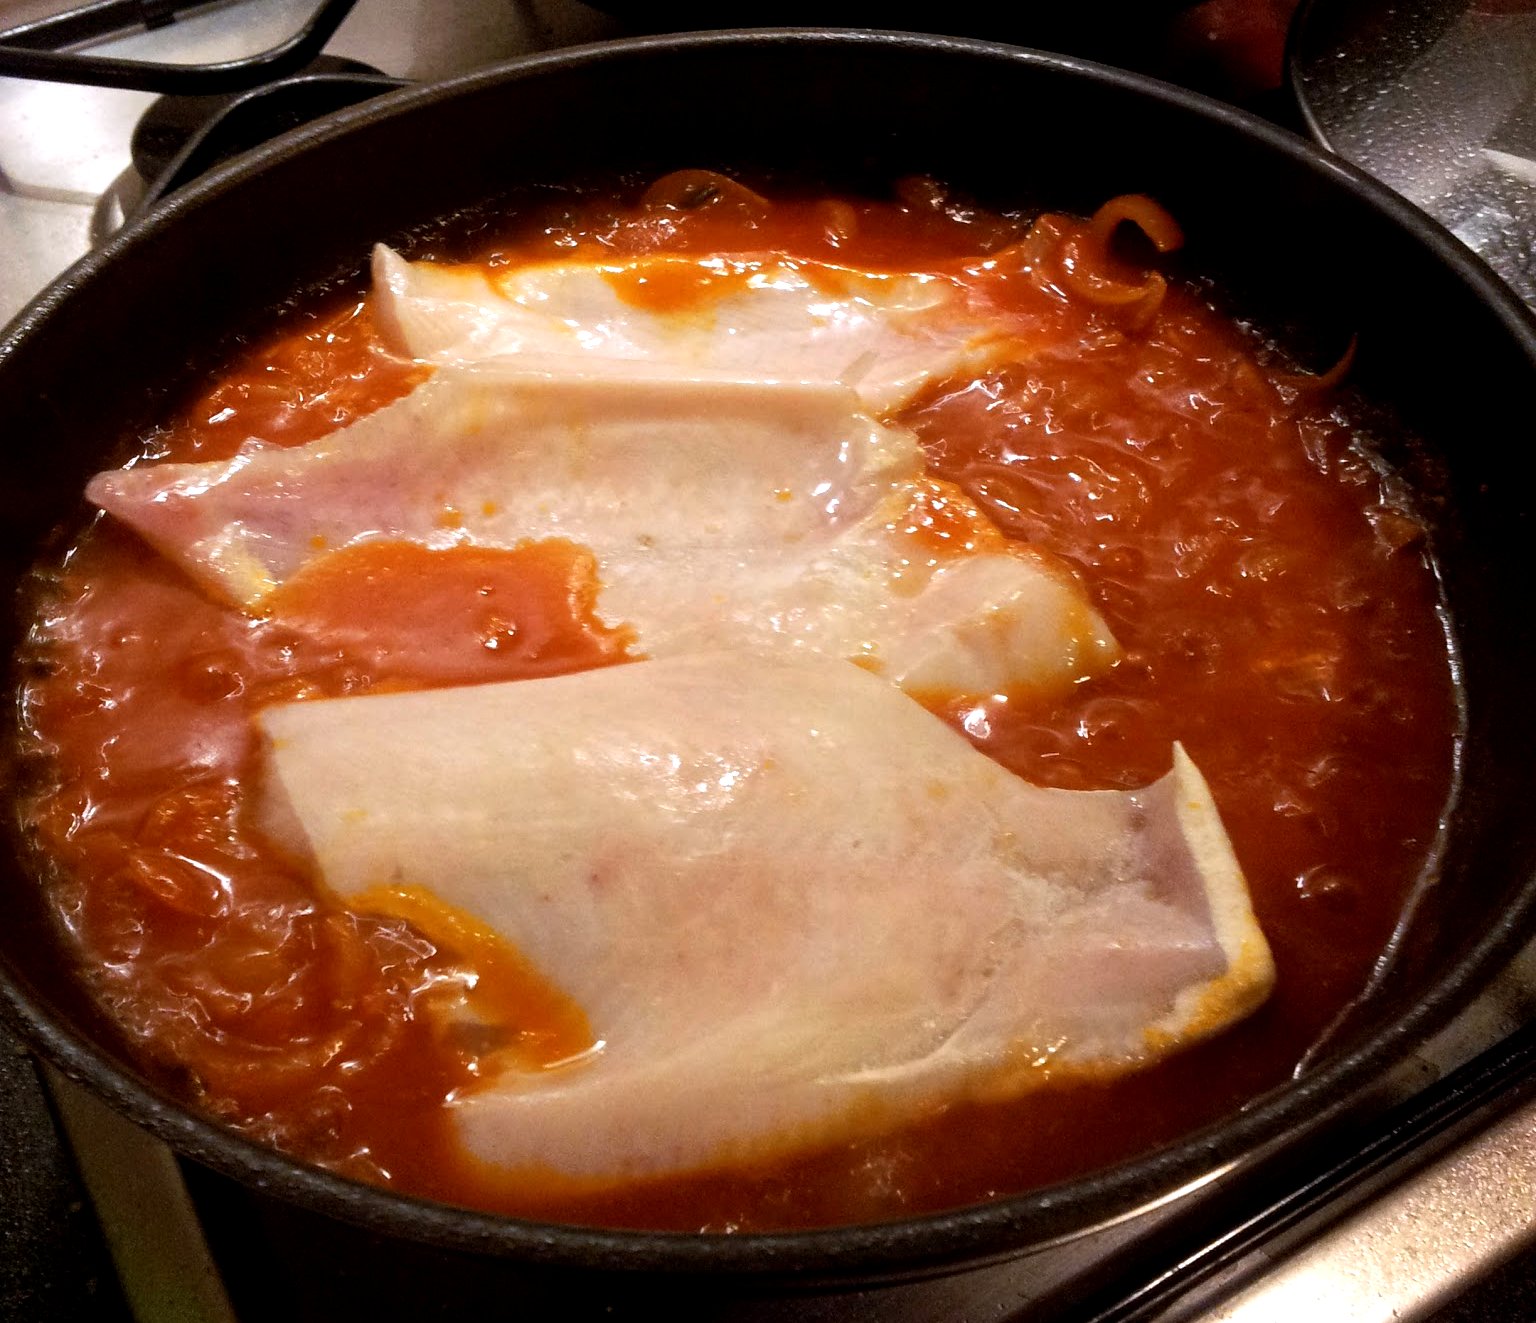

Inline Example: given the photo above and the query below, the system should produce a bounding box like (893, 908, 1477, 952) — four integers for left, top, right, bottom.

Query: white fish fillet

(87, 367, 1118, 700)
(371, 244, 1010, 414)
(256, 652, 1274, 1183)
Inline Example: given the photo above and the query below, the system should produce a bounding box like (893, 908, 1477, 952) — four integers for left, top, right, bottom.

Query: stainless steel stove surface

(0, 0, 622, 320)
(4, 3, 1536, 1320)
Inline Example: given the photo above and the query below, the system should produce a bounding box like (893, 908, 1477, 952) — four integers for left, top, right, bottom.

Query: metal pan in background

(1288, 0, 1536, 307)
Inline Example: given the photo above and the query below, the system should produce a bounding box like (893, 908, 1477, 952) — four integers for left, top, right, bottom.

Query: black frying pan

(3, 29, 1535, 1316)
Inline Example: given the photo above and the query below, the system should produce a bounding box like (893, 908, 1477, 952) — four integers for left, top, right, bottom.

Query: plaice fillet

(255, 651, 1275, 1183)
(371, 243, 1009, 414)
(86, 367, 1118, 699)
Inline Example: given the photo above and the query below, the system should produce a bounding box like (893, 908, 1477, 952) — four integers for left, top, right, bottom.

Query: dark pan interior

(3, 29, 1536, 1288)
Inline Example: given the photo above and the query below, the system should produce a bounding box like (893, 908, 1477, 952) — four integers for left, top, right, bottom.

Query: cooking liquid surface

(11, 182, 1457, 1231)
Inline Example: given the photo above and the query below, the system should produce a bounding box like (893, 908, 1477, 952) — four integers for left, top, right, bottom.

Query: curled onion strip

(1059, 195, 1183, 329)
(1272, 335, 1359, 394)
(641, 169, 771, 218)
(1088, 194, 1185, 255)
(1060, 260, 1169, 330)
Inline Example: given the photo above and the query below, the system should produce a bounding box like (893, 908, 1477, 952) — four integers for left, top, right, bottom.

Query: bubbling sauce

(11, 179, 1457, 1231)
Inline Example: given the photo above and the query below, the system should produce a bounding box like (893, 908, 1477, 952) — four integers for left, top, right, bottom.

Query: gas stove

(3, 3, 1536, 1321)
(0, 0, 625, 322)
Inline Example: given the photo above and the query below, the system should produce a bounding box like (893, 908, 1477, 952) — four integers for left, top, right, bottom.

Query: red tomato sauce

(10, 179, 1458, 1231)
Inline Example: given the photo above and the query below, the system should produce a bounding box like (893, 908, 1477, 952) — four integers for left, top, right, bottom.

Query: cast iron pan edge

(3, 28, 1536, 1285)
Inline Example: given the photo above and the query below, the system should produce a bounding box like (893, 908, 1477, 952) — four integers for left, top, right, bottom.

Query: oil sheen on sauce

(11, 179, 1458, 1231)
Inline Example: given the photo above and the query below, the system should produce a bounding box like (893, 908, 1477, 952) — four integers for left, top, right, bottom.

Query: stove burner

(129, 53, 387, 183)
(85, 57, 404, 242)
